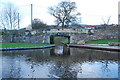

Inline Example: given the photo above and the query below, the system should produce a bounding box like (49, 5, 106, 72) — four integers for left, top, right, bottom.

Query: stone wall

(71, 26, 120, 43)
(1, 26, 120, 44)
(1, 32, 50, 43)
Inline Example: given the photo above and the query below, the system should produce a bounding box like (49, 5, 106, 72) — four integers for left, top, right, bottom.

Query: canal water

(1, 46, 119, 78)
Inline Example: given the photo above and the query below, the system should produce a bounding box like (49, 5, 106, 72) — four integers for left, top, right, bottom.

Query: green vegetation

(0, 43, 54, 48)
(0, 31, 6, 35)
(86, 39, 120, 44)
(54, 37, 68, 44)
(61, 38, 68, 43)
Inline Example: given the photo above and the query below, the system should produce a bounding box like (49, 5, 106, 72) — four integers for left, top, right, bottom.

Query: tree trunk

(62, 22, 64, 30)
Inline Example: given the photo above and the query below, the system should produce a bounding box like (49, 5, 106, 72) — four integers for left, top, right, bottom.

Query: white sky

(0, 0, 119, 28)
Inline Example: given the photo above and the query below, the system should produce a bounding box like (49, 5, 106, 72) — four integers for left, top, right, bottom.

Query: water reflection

(55, 46, 63, 55)
(1, 46, 119, 78)
(50, 46, 70, 56)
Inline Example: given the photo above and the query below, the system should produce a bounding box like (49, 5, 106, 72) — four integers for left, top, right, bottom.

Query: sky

(0, 0, 119, 28)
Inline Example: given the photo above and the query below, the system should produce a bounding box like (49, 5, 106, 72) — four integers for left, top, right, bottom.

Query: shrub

(108, 42, 120, 46)
(77, 40, 85, 45)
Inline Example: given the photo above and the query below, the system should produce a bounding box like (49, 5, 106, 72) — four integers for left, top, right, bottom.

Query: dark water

(1, 46, 119, 78)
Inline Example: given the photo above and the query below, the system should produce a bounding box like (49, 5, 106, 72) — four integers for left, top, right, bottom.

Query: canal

(1, 46, 119, 78)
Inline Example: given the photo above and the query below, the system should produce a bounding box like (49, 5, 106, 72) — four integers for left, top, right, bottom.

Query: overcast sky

(0, 0, 119, 28)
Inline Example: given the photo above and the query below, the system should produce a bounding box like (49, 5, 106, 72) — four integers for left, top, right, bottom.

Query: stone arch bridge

(43, 27, 119, 44)
(45, 28, 94, 44)
(2, 26, 119, 44)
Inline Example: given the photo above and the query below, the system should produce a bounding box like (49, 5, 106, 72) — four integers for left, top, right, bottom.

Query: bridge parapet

(46, 28, 94, 34)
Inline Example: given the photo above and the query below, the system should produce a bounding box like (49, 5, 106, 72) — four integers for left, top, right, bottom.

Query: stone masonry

(1, 26, 120, 44)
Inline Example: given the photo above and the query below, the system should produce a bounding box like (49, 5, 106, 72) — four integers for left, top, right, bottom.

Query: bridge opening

(50, 35, 70, 44)
(50, 34, 70, 56)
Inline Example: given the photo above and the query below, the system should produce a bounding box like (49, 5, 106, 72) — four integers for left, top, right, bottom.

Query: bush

(0, 31, 6, 35)
(108, 42, 120, 46)
(77, 40, 85, 45)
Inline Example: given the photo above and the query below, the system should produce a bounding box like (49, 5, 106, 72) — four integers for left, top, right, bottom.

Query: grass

(61, 38, 68, 43)
(54, 37, 68, 44)
(86, 39, 120, 44)
(0, 43, 54, 48)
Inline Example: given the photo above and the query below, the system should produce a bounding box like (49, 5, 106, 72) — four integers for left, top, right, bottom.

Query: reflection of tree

(9, 58, 14, 78)
(2, 53, 22, 78)
(49, 62, 65, 78)
(118, 60, 120, 79)
(101, 60, 110, 74)
(48, 59, 82, 78)
(69, 63, 82, 76)
(17, 55, 21, 78)
(2, 47, 119, 78)
(49, 61, 78, 79)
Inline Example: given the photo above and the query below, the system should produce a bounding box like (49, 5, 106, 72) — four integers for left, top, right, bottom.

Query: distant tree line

(32, 18, 47, 31)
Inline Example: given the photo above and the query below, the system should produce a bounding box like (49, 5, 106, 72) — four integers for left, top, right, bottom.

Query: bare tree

(102, 16, 111, 25)
(0, 3, 20, 42)
(48, 1, 80, 28)
(0, 3, 20, 30)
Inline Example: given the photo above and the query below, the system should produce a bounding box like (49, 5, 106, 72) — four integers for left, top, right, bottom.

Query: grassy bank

(86, 39, 120, 44)
(54, 37, 68, 44)
(0, 43, 54, 48)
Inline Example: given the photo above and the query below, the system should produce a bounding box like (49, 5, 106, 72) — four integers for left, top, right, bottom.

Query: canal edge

(0, 45, 55, 51)
(67, 44, 120, 52)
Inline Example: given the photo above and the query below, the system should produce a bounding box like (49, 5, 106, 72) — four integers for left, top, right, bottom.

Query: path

(68, 44, 120, 52)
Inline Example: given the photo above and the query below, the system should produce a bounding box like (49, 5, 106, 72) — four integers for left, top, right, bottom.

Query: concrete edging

(68, 44, 120, 52)
(0, 45, 55, 51)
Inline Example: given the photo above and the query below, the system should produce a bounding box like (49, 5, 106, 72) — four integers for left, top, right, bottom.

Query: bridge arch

(50, 33, 70, 44)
